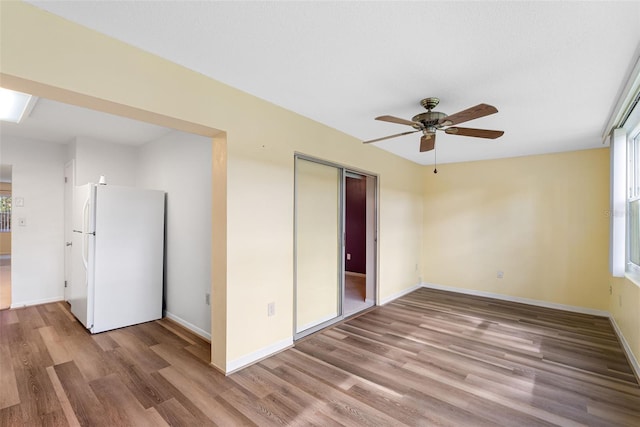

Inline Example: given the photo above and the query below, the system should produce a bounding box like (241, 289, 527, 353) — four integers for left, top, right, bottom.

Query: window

(0, 193, 10, 232)
(629, 131, 640, 270)
(607, 58, 640, 279)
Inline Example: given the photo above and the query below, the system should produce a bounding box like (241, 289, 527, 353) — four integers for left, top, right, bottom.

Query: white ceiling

(0, 97, 173, 145)
(15, 1, 640, 165)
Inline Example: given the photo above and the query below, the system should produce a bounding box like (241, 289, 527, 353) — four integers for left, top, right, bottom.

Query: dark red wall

(345, 177, 366, 274)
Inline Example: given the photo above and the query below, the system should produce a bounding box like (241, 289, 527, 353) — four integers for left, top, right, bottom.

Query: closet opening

(294, 155, 377, 340)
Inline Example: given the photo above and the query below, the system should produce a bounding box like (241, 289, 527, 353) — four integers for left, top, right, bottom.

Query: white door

(63, 161, 74, 301)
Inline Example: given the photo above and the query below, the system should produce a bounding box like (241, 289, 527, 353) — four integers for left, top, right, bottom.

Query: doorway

(0, 165, 12, 310)
(344, 172, 376, 316)
(64, 160, 75, 301)
(294, 155, 377, 339)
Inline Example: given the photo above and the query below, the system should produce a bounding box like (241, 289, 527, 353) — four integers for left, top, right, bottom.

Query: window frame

(627, 121, 640, 277)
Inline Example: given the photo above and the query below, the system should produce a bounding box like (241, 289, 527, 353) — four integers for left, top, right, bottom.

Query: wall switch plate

(346, 253, 351, 260)
(497, 271, 504, 279)
(205, 293, 210, 306)
(267, 302, 275, 317)
(15, 197, 24, 207)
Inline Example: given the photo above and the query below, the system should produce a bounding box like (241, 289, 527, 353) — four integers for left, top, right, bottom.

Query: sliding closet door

(295, 157, 343, 337)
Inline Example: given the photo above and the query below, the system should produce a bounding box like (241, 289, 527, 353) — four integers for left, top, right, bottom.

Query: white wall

(137, 131, 212, 337)
(73, 136, 137, 186)
(0, 136, 66, 306)
(0, 128, 212, 336)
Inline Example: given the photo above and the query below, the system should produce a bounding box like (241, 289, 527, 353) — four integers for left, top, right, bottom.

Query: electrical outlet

(205, 293, 210, 306)
(497, 271, 504, 279)
(267, 302, 275, 317)
(346, 253, 351, 260)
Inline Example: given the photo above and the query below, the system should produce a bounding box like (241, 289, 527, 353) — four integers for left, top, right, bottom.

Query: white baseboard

(609, 315, 640, 383)
(11, 296, 63, 309)
(163, 310, 211, 341)
(379, 283, 422, 306)
(420, 282, 610, 317)
(225, 336, 293, 375)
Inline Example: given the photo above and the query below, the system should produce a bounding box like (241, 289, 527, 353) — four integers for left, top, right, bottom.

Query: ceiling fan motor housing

(411, 111, 447, 130)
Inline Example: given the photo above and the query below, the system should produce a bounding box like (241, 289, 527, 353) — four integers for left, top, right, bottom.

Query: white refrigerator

(71, 183, 165, 334)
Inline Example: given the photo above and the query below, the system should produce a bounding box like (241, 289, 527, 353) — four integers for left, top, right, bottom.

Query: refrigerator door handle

(82, 197, 90, 270)
(82, 198, 90, 233)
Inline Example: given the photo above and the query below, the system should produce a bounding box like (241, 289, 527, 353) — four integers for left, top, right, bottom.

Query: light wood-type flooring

(0, 255, 10, 310)
(1, 287, 639, 426)
(343, 273, 372, 315)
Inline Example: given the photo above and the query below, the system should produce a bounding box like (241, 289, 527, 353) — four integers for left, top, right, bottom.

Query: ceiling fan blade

(444, 127, 504, 139)
(363, 130, 420, 144)
(439, 103, 498, 126)
(420, 133, 436, 152)
(375, 115, 417, 127)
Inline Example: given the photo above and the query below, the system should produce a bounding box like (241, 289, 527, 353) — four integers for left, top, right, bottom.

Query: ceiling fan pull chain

(434, 145, 438, 174)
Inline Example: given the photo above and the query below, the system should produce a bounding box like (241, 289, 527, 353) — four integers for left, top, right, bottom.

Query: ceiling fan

(363, 97, 504, 153)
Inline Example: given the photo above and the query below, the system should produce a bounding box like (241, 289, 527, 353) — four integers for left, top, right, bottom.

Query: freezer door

(91, 186, 164, 333)
(70, 184, 96, 328)
(72, 183, 93, 233)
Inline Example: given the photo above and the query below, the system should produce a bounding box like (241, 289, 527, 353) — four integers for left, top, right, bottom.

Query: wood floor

(1, 288, 639, 426)
(344, 274, 371, 315)
(0, 255, 10, 310)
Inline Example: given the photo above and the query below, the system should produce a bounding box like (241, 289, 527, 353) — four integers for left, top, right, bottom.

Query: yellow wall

(0, 182, 10, 255)
(0, 2, 424, 371)
(422, 149, 610, 310)
(0, 233, 10, 255)
(610, 276, 640, 367)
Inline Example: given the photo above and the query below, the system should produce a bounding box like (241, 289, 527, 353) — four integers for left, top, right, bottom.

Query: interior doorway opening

(344, 172, 375, 316)
(63, 160, 74, 302)
(0, 165, 12, 310)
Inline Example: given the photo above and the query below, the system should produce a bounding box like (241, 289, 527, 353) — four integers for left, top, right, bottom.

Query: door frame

(293, 153, 379, 340)
(343, 171, 378, 316)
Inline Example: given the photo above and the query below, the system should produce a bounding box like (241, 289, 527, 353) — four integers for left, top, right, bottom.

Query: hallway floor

(343, 273, 372, 315)
(0, 255, 10, 310)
